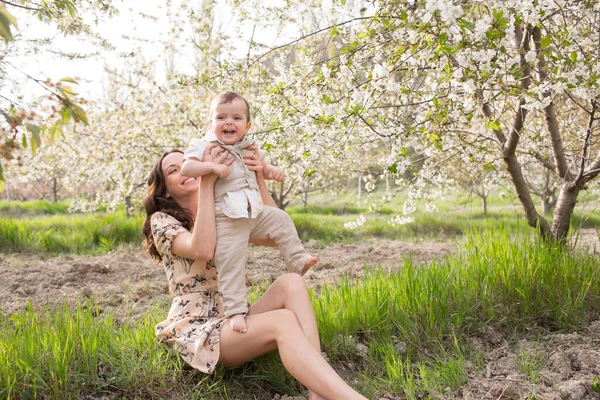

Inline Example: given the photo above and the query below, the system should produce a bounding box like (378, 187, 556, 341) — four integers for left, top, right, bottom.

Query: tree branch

(246, 24, 256, 68)
(248, 15, 375, 68)
(532, 25, 573, 181)
(504, 25, 531, 156)
(0, 0, 41, 11)
(5, 61, 64, 103)
(574, 99, 597, 185)
(521, 149, 557, 174)
(582, 148, 600, 183)
(0, 94, 26, 110)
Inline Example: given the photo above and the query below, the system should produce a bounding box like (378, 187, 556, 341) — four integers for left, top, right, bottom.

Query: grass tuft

(1, 226, 599, 398)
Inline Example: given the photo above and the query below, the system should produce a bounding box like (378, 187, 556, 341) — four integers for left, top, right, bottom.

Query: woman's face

(161, 152, 198, 201)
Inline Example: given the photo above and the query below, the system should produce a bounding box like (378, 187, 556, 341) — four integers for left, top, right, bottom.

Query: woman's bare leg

(249, 274, 319, 350)
(219, 309, 366, 400)
(248, 273, 324, 399)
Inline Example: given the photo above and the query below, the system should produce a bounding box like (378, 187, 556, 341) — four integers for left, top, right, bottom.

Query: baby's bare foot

(230, 314, 247, 333)
(300, 257, 318, 276)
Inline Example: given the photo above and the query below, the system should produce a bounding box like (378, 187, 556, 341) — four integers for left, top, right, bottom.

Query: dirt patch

(0, 238, 454, 320)
(447, 323, 600, 400)
(248, 238, 455, 292)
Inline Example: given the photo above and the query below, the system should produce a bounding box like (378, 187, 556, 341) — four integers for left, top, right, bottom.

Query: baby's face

(210, 99, 251, 145)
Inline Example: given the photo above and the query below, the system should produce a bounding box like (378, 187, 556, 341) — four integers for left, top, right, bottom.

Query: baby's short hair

(210, 91, 251, 121)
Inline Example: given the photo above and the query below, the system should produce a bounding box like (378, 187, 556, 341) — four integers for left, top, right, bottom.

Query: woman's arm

(171, 145, 230, 260)
(170, 175, 218, 261)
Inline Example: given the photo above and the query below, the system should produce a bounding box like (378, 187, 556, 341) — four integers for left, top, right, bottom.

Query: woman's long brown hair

(142, 150, 195, 264)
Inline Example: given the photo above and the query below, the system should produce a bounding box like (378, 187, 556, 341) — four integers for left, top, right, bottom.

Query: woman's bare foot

(230, 314, 247, 333)
(300, 257, 318, 276)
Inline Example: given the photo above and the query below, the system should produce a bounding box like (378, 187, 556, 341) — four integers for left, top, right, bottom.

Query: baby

(181, 91, 317, 333)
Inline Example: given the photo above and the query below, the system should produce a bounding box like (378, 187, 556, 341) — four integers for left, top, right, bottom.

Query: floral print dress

(152, 212, 228, 374)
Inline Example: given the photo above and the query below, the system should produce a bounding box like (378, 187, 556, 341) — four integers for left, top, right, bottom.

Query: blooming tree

(0, 0, 116, 190)
(8, 0, 599, 245)
(226, 0, 600, 242)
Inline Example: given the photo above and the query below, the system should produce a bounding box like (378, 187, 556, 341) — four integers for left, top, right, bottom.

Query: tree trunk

(551, 183, 580, 243)
(52, 177, 58, 203)
(540, 169, 557, 214)
(482, 194, 487, 216)
(541, 192, 557, 215)
(272, 181, 288, 210)
(4, 179, 9, 201)
(125, 195, 132, 218)
(504, 153, 552, 239)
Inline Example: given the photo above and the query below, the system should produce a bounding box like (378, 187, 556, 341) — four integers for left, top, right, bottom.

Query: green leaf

(60, 76, 79, 84)
(330, 25, 338, 37)
(322, 94, 332, 105)
(0, 5, 18, 43)
(316, 115, 335, 124)
(26, 123, 41, 136)
(50, 121, 61, 142)
(428, 133, 442, 150)
(540, 36, 552, 48)
(61, 85, 77, 95)
(483, 162, 496, 173)
(340, 0, 346, 5)
(460, 19, 475, 32)
(486, 29, 504, 40)
(71, 104, 89, 125)
(21, 133, 27, 148)
(28, 126, 41, 157)
(570, 51, 578, 62)
(61, 108, 72, 125)
(486, 119, 501, 131)
(0, 160, 4, 192)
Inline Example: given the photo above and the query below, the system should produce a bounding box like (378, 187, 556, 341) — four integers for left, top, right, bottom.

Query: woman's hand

(202, 143, 234, 180)
(244, 145, 278, 208)
(243, 145, 266, 178)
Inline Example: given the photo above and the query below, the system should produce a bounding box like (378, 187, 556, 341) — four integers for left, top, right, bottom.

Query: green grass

(515, 347, 546, 384)
(290, 208, 536, 243)
(2, 225, 599, 399)
(1, 195, 597, 256)
(0, 212, 143, 254)
(0, 200, 72, 216)
(312, 224, 600, 398)
(1, 203, 597, 254)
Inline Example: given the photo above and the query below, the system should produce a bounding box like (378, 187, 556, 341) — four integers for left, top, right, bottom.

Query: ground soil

(1, 230, 599, 399)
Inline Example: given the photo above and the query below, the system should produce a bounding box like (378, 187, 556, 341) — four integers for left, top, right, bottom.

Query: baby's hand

(230, 314, 247, 333)
(265, 166, 285, 182)
(212, 163, 231, 179)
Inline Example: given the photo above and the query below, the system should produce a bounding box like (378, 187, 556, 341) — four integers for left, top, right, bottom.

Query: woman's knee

(271, 308, 300, 334)
(275, 273, 308, 297)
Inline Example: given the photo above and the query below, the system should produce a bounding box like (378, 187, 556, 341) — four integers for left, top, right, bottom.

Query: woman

(142, 144, 367, 400)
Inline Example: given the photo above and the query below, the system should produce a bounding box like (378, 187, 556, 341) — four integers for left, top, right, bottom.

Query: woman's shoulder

(150, 212, 188, 240)
(151, 211, 182, 225)
(150, 211, 189, 257)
